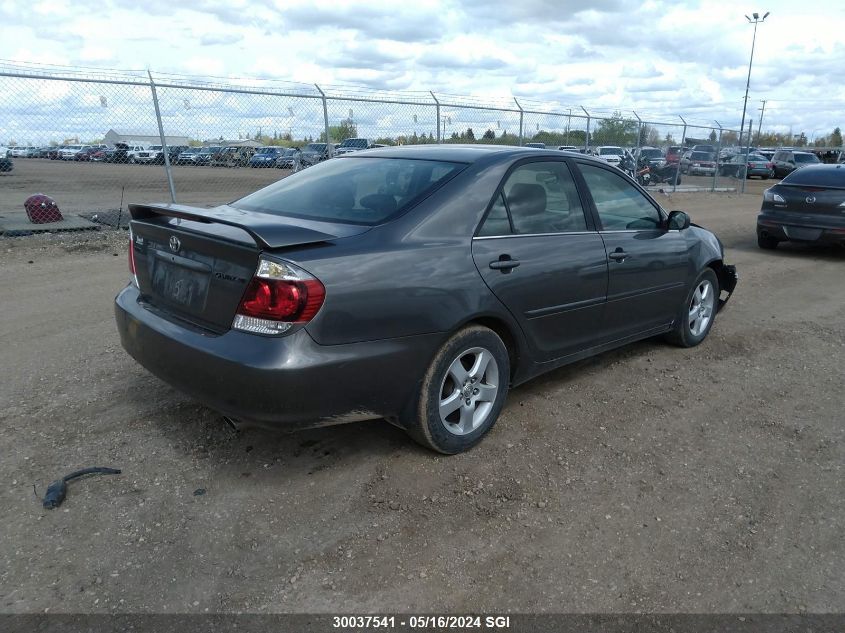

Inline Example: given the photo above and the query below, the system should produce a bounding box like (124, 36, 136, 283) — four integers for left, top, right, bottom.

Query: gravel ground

(0, 186, 842, 615)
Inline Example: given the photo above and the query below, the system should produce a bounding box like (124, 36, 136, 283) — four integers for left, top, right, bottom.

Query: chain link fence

(0, 62, 744, 235)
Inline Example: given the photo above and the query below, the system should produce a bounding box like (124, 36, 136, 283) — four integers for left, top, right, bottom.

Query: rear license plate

(784, 226, 823, 241)
(151, 257, 211, 311)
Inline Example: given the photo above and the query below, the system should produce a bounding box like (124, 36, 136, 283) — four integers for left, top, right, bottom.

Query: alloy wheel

(688, 279, 715, 337)
(438, 347, 500, 436)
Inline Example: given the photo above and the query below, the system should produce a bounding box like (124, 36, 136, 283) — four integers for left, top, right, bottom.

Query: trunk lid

(775, 184, 845, 216)
(129, 203, 367, 332)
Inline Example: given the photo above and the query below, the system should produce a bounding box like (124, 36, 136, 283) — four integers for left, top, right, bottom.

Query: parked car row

(10, 140, 357, 170)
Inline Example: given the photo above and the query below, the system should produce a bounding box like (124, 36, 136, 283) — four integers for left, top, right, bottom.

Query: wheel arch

(704, 257, 738, 310)
(457, 314, 525, 383)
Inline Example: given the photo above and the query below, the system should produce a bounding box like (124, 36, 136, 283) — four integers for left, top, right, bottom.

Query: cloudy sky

(1, 0, 844, 142)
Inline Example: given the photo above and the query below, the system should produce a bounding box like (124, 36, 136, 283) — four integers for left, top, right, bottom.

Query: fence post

(566, 108, 571, 146)
(741, 119, 753, 194)
(580, 106, 590, 152)
(713, 121, 723, 192)
(514, 98, 524, 146)
(315, 84, 331, 158)
(672, 115, 687, 192)
(633, 111, 642, 162)
(430, 91, 440, 143)
(148, 70, 176, 204)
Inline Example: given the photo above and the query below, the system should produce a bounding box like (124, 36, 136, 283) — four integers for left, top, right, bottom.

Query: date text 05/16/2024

(332, 615, 511, 629)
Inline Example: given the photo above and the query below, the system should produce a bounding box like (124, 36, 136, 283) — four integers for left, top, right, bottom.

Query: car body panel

(115, 145, 736, 429)
(757, 165, 845, 245)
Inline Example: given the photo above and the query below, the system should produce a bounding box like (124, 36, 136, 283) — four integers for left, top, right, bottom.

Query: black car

(0, 155, 12, 172)
(300, 142, 331, 166)
(771, 150, 820, 178)
(757, 164, 845, 249)
(104, 142, 130, 163)
(115, 146, 737, 454)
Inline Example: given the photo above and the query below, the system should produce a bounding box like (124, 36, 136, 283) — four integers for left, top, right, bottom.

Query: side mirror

(667, 210, 691, 231)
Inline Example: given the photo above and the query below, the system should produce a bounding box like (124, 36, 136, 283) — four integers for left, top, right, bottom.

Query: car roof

(343, 144, 612, 165)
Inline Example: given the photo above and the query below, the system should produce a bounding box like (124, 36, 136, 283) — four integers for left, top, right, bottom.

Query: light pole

(738, 11, 769, 193)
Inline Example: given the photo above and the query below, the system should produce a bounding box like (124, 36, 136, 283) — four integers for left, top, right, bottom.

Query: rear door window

(233, 157, 466, 225)
(477, 161, 589, 236)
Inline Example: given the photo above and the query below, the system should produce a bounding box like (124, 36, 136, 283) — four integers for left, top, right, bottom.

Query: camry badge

(805, 196, 816, 204)
(169, 235, 181, 252)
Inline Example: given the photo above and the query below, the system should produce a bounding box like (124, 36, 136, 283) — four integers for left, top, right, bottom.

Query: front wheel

(666, 269, 719, 348)
(405, 325, 510, 454)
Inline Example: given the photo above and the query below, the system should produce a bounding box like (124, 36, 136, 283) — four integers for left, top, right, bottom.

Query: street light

(738, 11, 769, 192)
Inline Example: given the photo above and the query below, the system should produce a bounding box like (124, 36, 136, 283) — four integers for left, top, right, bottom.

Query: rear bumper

(115, 284, 440, 429)
(757, 212, 845, 245)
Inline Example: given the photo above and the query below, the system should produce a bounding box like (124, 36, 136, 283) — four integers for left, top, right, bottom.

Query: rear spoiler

(128, 203, 338, 250)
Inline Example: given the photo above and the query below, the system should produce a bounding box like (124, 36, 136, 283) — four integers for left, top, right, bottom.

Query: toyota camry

(115, 145, 737, 454)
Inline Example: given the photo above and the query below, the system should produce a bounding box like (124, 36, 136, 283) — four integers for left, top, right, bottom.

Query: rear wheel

(666, 269, 719, 348)
(758, 232, 779, 250)
(405, 326, 509, 454)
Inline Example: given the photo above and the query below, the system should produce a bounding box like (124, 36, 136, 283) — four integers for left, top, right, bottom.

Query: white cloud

(0, 0, 843, 139)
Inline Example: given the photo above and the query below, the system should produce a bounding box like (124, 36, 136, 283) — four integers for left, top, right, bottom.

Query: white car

(125, 144, 151, 163)
(9, 146, 33, 157)
(135, 145, 163, 164)
(0, 146, 10, 158)
(593, 146, 625, 166)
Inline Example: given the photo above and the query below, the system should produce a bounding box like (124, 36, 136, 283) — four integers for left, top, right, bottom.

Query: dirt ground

(0, 182, 843, 615)
(0, 159, 289, 220)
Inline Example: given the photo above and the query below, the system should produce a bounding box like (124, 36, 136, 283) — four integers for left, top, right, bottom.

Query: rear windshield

(640, 149, 663, 158)
(305, 143, 326, 151)
(691, 152, 714, 160)
(233, 157, 466, 225)
(782, 166, 845, 188)
(794, 153, 820, 163)
(599, 147, 622, 155)
(340, 139, 368, 148)
(746, 154, 767, 162)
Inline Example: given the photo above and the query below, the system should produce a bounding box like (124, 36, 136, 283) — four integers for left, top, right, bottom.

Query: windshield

(233, 157, 466, 225)
(794, 153, 819, 163)
(782, 166, 845, 188)
(599, 147, 622, 155)
(340, 139, 368, 148)
(150, 145, 162, 150)
(640, 149, 663, 159)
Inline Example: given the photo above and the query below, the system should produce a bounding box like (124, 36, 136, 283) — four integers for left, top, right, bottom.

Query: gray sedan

(115, 146, 737, 453)
(720, 153, 774, 179)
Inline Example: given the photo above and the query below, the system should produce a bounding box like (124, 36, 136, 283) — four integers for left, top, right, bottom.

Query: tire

(405, 325, 510, 454)
(757, 232, 779, 250)
(665, 269, 719, 348)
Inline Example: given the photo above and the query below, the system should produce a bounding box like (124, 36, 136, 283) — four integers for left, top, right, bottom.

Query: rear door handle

(608, 249, 628, 262)
(489, 257, 520, 272)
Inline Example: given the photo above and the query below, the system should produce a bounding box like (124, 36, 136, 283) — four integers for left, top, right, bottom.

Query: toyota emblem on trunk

(169, 235, 181, 252)
(805, 196, 816, 204)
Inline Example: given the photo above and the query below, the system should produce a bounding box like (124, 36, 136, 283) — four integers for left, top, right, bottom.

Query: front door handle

(608, 249, 628, 262)
(489, 255, 520, 272)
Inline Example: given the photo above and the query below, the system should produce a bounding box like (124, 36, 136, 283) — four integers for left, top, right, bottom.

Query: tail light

(767, 162, 773, 169)
(128, 227, 138, 286)
(747, 163, 753, 168)
(233, 258, 325, 335)
(763, 188, 785, 203)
